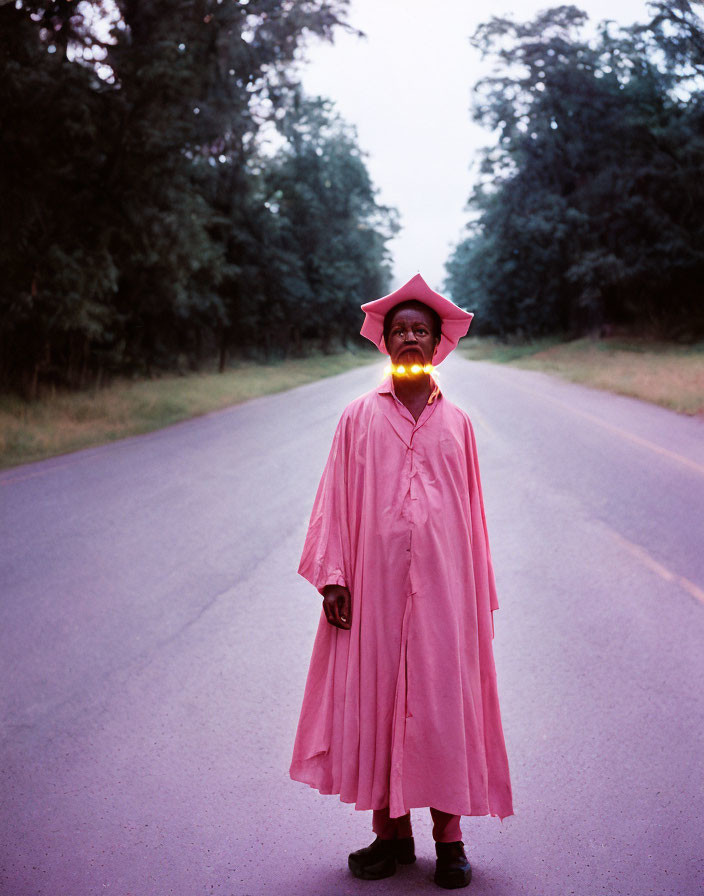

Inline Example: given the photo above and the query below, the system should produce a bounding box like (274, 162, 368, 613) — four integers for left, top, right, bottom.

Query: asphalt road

(1, 355, 703, 896)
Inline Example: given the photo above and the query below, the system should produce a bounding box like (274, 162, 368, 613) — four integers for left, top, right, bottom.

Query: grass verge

(0, 350, 377, 470)
(460, 337, 704, 416)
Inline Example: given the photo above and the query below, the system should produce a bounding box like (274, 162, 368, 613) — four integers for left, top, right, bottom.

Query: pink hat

(360, 273, 473, 365)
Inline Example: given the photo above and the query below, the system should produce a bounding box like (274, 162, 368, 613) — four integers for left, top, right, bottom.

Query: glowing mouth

(384, 363, 434, 376)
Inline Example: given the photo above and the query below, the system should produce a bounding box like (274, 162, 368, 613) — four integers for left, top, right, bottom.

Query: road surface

(1, 355, 703, 895)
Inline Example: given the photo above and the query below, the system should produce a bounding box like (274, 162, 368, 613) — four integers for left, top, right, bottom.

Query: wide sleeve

(465, 417, 500, 636)
(298, 412, 352, 595)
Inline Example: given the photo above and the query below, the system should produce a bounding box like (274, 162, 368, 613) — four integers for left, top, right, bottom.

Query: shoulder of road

(1, 338, 701, 470)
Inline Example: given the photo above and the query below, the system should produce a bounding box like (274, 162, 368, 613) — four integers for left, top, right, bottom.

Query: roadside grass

(0, 349, 377, 470)
(5, 337, 701, 471)
(460, 336, 704, 416)
(460, 335, 566, 363)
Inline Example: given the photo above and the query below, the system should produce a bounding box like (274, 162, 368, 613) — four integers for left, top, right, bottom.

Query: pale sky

(300, 0, 655, 292)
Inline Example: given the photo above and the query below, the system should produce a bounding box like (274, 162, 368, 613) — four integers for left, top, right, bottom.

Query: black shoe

(434, 841, 472, 889)
(348, 836, 416, 880)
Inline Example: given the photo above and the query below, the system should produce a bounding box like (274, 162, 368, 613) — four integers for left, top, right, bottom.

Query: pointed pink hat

(360, 273, 473, 365)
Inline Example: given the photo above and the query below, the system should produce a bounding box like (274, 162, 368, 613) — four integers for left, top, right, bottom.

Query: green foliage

(259, 94, 398, 354)
(446, 1, 704, 340)
(0, 0, 392, 396)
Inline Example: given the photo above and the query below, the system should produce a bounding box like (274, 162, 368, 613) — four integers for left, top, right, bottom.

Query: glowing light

(382, 362, 435, 377)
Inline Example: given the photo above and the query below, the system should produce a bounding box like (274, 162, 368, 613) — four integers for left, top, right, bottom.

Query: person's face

(386, 305, 440, 368)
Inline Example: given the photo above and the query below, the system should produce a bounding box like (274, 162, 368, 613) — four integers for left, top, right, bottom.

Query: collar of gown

(377, 374, 442, 406)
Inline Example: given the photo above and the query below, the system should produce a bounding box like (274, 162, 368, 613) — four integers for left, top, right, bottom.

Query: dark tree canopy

(0, 0, 393, 396)
(446, 1, 704, 341)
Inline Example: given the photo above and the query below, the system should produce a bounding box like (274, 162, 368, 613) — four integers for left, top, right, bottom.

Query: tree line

(0, 1, 397, 397)
(446, 1, 704, 341)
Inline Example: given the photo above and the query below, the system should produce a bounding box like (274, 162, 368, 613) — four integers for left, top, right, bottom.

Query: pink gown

(289, 376, 513, 820)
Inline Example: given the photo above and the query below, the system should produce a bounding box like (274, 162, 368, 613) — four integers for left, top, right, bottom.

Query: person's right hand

(322, 585, 351, 630)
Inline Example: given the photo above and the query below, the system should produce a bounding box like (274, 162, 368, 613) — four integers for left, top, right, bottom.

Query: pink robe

(289, 376, 513, 820)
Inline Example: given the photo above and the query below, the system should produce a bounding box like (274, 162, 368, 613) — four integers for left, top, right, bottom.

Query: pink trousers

(372, 807, 462, 843)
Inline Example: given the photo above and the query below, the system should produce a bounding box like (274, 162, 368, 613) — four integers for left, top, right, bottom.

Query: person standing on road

(290, 273, 513, 889)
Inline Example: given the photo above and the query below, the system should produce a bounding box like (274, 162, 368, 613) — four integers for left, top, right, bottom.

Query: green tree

(0, 1, 121, 395)
(259, 93, 398, 355)
(447, 2, 704, 340)
(0, 0, 360, 394)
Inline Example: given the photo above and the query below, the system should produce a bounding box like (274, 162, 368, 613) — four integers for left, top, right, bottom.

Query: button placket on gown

(387, 394, 439, 817)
